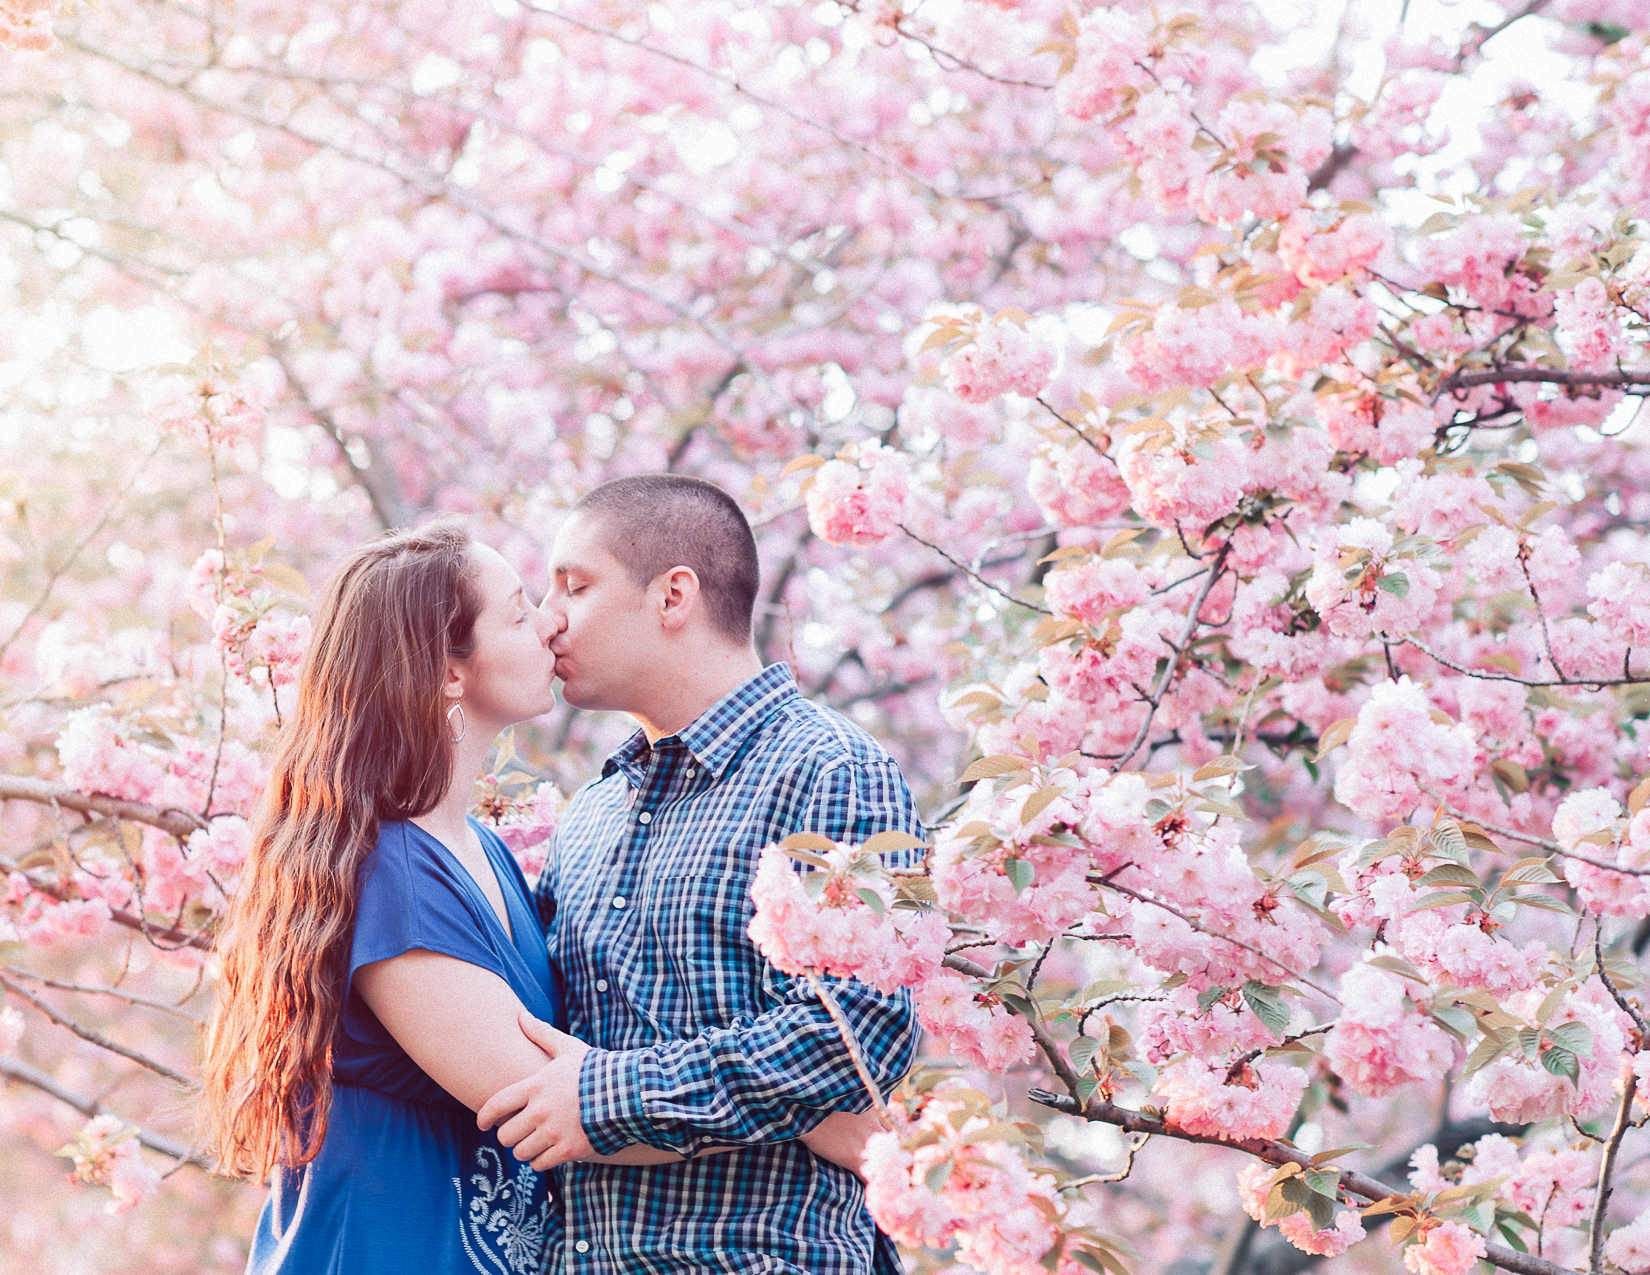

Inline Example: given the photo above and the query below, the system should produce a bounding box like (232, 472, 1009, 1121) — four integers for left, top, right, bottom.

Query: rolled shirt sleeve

(577, 757, 923, 1157)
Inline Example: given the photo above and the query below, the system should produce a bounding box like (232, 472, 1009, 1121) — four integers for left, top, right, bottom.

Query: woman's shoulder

(360, 820, 456, 899)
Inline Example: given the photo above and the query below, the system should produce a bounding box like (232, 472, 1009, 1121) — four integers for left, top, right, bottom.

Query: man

(477, 474, 921, 1274)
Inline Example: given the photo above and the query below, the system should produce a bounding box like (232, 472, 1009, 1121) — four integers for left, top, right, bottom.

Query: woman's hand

(798, 1107, 890, 1180)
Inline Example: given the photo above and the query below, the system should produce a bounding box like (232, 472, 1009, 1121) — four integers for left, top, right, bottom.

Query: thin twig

(1093, 880, 1339, 1002)
(1024, 1090, 1570, 1275)
(0, 974, 197, 1089)
(900, 525, 1051, 614)
(1404, 635, 1650, 689)
(0, 1056, 208, 1169)
(1061, 1134, 1151, 1189)
(1594, 928, 1649, 1041)
(0, 441, 162, 667)
(0, 851, 215, 951)
(805, 972, 892, 1123)
(2, 967, 205, 1025)
(1110, 544, 1231, 773)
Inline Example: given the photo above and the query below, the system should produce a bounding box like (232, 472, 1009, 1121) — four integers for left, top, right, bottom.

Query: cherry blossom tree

(8, 0, 1650, 1272)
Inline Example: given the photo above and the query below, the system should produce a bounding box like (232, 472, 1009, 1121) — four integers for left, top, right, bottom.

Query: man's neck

(630, 646, 765, 744)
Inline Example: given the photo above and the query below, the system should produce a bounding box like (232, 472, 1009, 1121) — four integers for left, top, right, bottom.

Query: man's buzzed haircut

(573, 474, 760, 643)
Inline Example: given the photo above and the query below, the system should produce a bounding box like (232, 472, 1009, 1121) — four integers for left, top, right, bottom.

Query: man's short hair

(572, 474, 760, 643)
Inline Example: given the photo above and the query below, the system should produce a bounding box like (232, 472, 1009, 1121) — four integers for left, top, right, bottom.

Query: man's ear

(656, 565, 700, 633)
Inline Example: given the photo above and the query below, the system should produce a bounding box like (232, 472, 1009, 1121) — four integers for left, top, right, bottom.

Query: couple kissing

(200, 473, 922, 1275)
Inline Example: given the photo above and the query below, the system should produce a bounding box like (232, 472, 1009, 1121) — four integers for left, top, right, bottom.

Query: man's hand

(798, 1106, 890, 1181)
(476, 1011, 595, 1170)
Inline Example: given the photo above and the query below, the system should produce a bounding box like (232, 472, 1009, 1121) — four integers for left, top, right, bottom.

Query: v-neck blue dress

(246, 818, 563, 1275)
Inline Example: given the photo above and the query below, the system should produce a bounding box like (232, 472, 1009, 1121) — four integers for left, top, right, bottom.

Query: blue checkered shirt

(533, 662, 921, 1274)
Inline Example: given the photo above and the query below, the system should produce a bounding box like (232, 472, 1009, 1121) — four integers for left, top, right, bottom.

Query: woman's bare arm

(357, 952, 883, 1175)
(354, 950, 704, 1166)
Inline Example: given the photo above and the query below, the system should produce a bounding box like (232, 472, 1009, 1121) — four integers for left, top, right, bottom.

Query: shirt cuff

(578, 1046, 658, 1156)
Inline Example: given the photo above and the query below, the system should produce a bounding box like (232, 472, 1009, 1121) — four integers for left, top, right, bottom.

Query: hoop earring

(447, 701, 467, 744)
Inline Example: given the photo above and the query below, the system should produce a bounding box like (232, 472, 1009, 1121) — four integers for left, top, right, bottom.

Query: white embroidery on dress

(454, 1146, 550, 1275)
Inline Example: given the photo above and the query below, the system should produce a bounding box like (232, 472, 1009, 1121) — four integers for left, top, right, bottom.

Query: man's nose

(536, 595, 567, 636)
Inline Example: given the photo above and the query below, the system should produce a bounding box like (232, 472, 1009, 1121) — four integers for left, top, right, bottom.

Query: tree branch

(1588, 1069, 1636, 1275)
(0, 775, 209, 839)
(1092, 880, 1339, 1002)
(2, 967, 205, 1026)
(0, 974, 197, 1089)
(1026, 1090, 1573, 1275)
(899, 525, 1051, 614)
(1110, 542, 1232, 773)
(0, 851, 215, 952)
(1439, 366, 1650, 394)
(1404, 635, 1650, 689)
(0, 1055, 209, 1170)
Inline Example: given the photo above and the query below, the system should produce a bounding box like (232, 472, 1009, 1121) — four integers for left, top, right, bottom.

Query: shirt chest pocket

(639, 868, 759, 987)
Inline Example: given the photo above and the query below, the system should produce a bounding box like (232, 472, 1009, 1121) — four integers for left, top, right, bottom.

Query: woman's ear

(442, 661, 466, 701)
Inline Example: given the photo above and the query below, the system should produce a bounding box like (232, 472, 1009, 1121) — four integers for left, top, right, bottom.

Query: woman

(203, 522, 876, 1274)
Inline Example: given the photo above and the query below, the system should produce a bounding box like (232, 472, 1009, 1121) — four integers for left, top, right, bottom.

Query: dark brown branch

(1026, 1091, 1573, 1275)
(0, 851, 215, 952)
(1440, 366, 1650, 394)
(1093, 879, 1338, 1001)
(1306, 143, 1358, 193)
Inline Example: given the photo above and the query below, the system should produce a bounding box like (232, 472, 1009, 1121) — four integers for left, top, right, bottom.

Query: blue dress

(246, 818, 563, 1275)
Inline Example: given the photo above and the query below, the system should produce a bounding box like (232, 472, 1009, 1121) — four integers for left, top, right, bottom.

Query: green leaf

(1409, 890, 1477, 912)
(1540, 1045, 1580, 1087)
(999, 992, 1038, 1019)
(1068, 1035, 1100, 1075)
(1376, 572, 1410, 598)
(925, 1157, 954, 1191)
(1305, 1189, 1335, 1233)
(1003, 857, 1036, 895)
(1304, 1167, 1341, 1198)
(1368, 954, 1428, 983)
(1547, 1021, 1593, 1058)
(1431, 821, 1470, 862)
(1463, 1030, 1514, 1077)
(1418, 864, 1482, 889)
(1197, 986, 1227, 1012)
(1431, 1005, 1475, 1042)
(1242, 980, 1290, 1040)
(1310, 1143, 1371, 1166)
(841, 883, 887, 922)
(1497, 1223, 1529, 1254)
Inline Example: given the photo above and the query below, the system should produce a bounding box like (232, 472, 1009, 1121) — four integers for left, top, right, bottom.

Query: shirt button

(613, 896, 627, 909)
(596, 979, 609, 992)
(575, 1240, 591, 1254)
(638, 811, 652, 824)
(686, 768, 696, 778)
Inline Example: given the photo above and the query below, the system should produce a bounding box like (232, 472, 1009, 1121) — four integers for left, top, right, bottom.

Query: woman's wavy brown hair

(201, 521, 481, 1180)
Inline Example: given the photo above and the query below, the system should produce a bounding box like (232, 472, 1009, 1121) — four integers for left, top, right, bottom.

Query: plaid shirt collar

(599, 661, 800, 787)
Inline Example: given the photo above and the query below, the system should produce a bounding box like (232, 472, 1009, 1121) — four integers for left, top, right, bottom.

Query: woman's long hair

(201, 521, 481, 1180)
